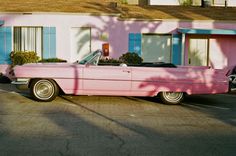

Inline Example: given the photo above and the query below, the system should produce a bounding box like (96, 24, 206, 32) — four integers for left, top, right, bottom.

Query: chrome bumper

(11, 79, 29, 90)
(229, 75, 236, 92)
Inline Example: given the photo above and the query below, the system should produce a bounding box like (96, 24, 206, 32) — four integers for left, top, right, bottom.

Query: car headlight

(17, 78, 29, 82)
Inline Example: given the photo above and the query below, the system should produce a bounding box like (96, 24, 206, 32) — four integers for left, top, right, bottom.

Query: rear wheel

(30, 79, 59, 102)
(159, 92, 184, 105)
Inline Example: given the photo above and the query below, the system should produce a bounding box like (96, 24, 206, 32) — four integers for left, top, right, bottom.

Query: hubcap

(34, 80, 54, 100)
(163, 92, 183, 102)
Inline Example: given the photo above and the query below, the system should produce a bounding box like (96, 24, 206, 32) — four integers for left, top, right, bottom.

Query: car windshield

(78, 50, 102, 65)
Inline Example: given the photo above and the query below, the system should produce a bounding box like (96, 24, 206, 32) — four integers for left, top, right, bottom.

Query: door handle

(189, 58, 191, 64)
(123, 70, 131, 73)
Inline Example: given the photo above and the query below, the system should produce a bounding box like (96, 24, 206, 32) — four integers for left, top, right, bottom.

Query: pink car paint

(13, 62, 229, 97)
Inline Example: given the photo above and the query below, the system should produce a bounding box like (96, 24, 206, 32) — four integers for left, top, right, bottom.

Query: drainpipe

(225, 0, 228, 8)
(201, 0, 204, 7)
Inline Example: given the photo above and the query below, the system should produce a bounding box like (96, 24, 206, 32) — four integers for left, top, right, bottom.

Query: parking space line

(182, 102, 230, 110)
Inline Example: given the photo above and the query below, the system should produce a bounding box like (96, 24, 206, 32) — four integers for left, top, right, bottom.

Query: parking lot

(0, 83, 236, 156)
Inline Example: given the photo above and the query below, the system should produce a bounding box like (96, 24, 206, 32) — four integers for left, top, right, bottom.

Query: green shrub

(179, 0, 192, 6)
(39, 58, 67, 63)
(10, 51, 39, 66)
(121, 0, 128, 4)
(99, 58, 122, 64)
(99, 52, 143, 65)
(119, 52, 143, 64)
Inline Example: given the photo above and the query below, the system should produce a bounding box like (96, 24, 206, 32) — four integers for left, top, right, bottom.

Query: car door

(82, 65, 132, 95)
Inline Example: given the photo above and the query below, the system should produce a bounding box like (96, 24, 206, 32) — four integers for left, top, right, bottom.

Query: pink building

(1, 11, 236, 74)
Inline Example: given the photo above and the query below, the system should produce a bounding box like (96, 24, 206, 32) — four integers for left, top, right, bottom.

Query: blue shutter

(134, 33, 142, 56)
(128, 33, 142, 56)
(50, 27, 56, 58)
(43, 27, 50, 59)
(128, 33, 135, 52)
(0, 28, 4, 64)
(43, 27, 56, 59)
(0, 27, 12, 64)
(172, 34, 182, 65)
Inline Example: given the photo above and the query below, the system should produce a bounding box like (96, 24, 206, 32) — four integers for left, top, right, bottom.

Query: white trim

(11, 27, 13, 52)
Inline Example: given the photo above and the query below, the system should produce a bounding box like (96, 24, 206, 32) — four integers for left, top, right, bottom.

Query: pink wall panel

(209, 35, 236, 69)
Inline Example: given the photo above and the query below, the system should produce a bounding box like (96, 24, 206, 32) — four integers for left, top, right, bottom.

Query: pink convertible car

(12, 50, 229, 104)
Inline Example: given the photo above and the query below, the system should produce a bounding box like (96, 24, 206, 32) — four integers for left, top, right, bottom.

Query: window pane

(14, 27, 21, 52)
(36, 28, 42, 58)
(14, 27, 42, 58)
(142, 34, 171, 63)
(189, 38, 208, 66)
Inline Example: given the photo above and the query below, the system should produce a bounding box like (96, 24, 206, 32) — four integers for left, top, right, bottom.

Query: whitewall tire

(160, 92, 184, 105)
(30, 79, 59, 102)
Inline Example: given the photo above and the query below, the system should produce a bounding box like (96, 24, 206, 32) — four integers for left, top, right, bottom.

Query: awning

(178, 28, 236, 35)
(0, 20, 4, 26)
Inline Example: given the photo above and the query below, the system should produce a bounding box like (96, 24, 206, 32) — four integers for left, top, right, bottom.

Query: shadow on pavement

(0, 83, 18, 92)
(123, 96, 163, 105)
(182, 94, 236, 127)
(0, 83, 30, 99)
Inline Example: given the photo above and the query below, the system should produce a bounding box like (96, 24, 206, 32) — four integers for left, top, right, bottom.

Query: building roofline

(1, 12, 236, 23)
(0, 12, 121, 17)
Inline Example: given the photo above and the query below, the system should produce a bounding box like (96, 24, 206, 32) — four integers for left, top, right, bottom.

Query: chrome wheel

(31, 79, 58, 101)
(160, 92, 184, 105)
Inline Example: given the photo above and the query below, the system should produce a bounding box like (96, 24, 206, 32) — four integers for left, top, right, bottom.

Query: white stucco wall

(149, 0, 236, 6)
(228, 0, 236, 6)
(149, 0, 180, 5)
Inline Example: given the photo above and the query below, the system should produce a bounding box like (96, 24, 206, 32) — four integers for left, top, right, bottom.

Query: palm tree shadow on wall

(74, 28, 91, 61)
(142, 35, 172, 63)
(188, 49, 206, 66)
(83, 15, 162, 58)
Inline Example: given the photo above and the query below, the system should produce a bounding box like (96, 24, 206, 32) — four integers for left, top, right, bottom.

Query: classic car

(12, 50, 229, 104)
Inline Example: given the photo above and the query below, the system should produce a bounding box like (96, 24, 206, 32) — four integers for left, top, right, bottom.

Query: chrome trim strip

(11, 81, 29, 85)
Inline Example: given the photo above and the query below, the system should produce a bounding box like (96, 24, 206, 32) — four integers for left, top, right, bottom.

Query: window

(142, 34, 171, 63)
(14, 27, 42, 58)
(188, 36, 209, 66)
(70, 27, 91, 62)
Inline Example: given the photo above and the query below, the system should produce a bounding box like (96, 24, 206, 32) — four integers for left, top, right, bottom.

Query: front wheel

(30, 79, 59, 102)
(159, 92, 184, 105)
